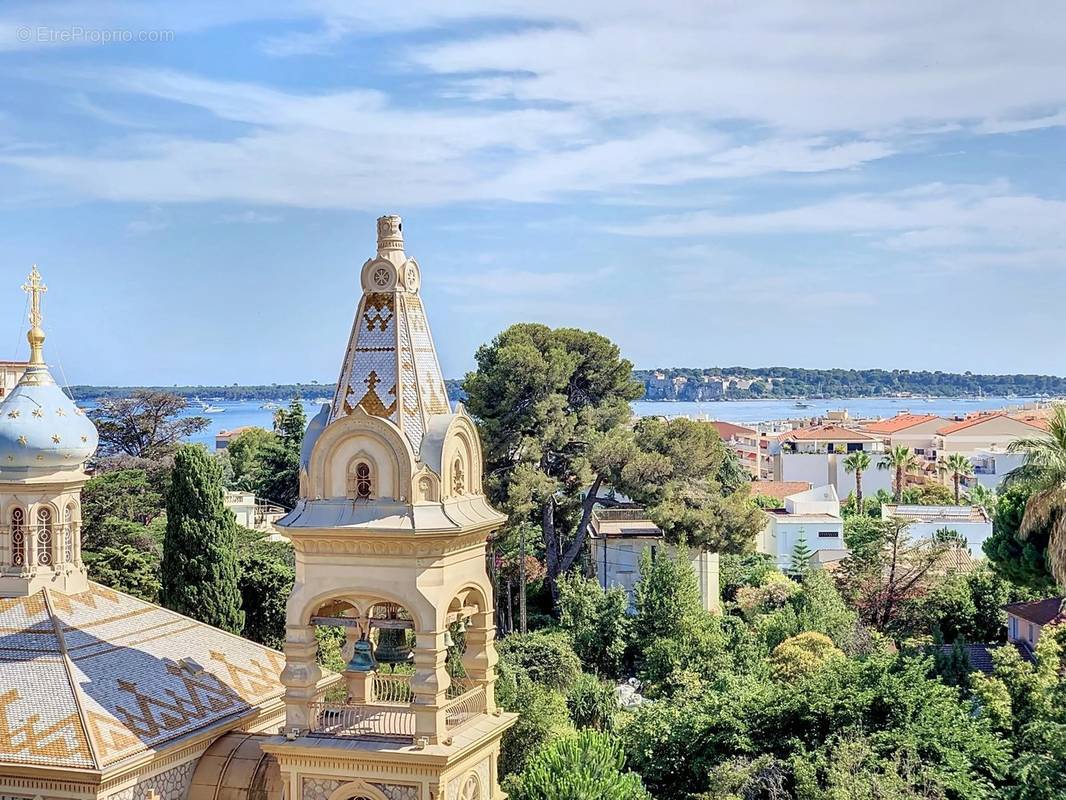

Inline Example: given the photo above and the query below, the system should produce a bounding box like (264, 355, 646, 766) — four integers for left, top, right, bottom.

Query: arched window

(452, 457, 465, 496)
(36, 507, 53, 567)
(63, 503, 76, 563)
(347, 461, 373, 500)
(11, 508, 25, 567)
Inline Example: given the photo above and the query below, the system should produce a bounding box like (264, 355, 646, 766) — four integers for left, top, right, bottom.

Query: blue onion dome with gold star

(0, 267, 98, 473)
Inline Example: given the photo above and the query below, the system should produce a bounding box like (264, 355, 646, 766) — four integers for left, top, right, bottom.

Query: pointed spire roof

(330, 216, 451, 454)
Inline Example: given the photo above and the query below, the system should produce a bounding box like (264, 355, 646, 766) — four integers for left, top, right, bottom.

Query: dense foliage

(160, 445, 244, 633)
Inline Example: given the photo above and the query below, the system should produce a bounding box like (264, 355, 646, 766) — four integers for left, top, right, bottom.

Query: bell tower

(264, 217, 515, 800)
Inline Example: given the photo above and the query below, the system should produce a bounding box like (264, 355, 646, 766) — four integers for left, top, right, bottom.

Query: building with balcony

(933, 413, 1047, 457)
(771, 425, 890, 498)
(588, 507, 720, 613)
(861, 413, 949, 463)
(708, 420, 761, 478)
(968, 447, 1028, 489)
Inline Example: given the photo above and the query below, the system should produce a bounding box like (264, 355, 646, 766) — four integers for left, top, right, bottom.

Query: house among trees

(1005, 597, 1065, 656)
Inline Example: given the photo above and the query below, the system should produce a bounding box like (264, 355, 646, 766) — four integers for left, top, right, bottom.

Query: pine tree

(789, 538, 813, 577)
(161, 445, 245, 633)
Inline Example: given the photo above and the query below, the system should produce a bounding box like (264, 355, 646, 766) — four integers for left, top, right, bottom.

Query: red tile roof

(1011, 413, 1051, 431)
(708, 420, 757, 439)
(862, 413, 942, 435)
(935, 413, 1046, 435)
(1004, 597, 1065, 626)
(785, 424, 880, 442)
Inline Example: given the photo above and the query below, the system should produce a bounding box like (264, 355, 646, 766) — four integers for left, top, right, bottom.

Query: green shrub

(497, 630, 582, 691)
(505, 730, 651, 800)
(567, 672, 617, 732)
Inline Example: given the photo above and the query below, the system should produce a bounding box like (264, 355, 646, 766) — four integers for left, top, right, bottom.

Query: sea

(156, 396, 1039, 449)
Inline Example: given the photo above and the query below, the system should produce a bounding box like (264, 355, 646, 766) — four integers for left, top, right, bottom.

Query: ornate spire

(21, 265, 47, 366)
(330, 216, 451, 453)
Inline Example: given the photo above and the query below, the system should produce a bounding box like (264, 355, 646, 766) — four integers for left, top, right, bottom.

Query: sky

(0, 1, 1064, 385)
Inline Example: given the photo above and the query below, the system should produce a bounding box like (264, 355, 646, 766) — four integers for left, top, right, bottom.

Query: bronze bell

(374, 626, 413, 665)
(346, 637, 377, 673)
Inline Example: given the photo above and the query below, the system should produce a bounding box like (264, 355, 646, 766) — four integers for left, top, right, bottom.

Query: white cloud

(126, 205, 169, 235)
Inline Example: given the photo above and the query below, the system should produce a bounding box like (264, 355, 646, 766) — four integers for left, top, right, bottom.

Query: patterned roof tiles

(0, 583, 287, 770)
(861, 414, 943, 435)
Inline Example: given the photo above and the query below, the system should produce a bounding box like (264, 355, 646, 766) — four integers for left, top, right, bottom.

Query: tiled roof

(934, 413, 1044, 435)
(707, 420, 757, 439)
(862, 414, 942, 434)
(1010, 413, 1051, 431)
(750, 480, 813, 502)
(0, 583, 289, 770)
(1003, 597, 1065, 626)
(785, 424, 880, 442)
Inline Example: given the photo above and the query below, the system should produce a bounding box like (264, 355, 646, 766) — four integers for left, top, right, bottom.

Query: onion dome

(0, 266, 98, 473)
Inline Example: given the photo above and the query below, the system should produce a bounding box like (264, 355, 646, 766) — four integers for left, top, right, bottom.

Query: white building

(757, 484, 845, 569)
(881, 504, 993, 555)
(969, 447, 1028, 490)
(224, 490, 288, 532)
(588, 507, 720, 613)
(861, 413, 949, 464)
(934, 413, 1047, 457)
(772, 425, 890, 499)
(708, 420, 761, 478)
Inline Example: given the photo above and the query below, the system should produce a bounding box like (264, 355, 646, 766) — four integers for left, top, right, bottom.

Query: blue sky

(0, 2, 1063, 385)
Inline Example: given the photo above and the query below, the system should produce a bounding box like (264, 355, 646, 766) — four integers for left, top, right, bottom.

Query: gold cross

(21, 265, 47, 331)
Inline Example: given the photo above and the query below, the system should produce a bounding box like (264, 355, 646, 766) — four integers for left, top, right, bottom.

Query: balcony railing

(308, 675, 485, 741)
(370, 673, 413, 705)
(444, 686, 486, 731)
(593, 508, 648, 522)
(308, 701, 414, 741)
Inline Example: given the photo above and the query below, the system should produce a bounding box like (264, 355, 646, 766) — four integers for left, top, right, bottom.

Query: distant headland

(68, 366, 1066, 404)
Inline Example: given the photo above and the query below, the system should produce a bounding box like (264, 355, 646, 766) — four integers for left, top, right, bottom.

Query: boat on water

(203, 404, 225, 413)
(793, 401, 810, 409)
(260, 401, 281, 410)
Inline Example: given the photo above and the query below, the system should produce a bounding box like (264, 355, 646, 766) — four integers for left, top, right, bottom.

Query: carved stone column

(411, 629, 449, 743)
(281, 623, 322, 731)
(461, 609, 497, 714)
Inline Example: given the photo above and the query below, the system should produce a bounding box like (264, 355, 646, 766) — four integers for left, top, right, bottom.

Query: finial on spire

(21, 265, 47, 365)
(376, 215, 404, 255)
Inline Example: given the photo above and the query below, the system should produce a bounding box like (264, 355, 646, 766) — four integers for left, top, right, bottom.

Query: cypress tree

(161, 445, 245, 633)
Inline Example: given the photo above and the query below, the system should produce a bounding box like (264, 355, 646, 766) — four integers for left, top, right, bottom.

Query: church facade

(0, 218, 513, 800)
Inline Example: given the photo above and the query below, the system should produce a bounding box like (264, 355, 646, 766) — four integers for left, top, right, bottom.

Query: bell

(346, 637, 377, 673)
(457, 615, 467, 633)
(374, 626, 413, 665)
(444, 629, 455, 648)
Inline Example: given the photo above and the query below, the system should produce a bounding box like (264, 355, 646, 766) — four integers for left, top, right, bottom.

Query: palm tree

(937, 452, 975, 504)
(1006, 406, 1066, 587)
(965, 482, 996, 513)
(878, 445, 920, 502)
(843, 450, 871, 510)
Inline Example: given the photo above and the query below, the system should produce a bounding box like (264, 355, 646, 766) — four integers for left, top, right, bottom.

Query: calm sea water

(161, 396, 1037, 448)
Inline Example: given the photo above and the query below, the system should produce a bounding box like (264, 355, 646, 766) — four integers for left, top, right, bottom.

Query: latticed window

(452, 458, 465, 496)
(64, 503, 76, 562)
(36, 507, 53, 567)
(348, 461, 372, 500)
(11, 508, 25, 567)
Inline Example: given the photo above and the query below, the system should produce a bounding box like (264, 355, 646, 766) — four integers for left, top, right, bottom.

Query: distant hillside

(634, 367, 1066, 401)
(69, 381, 468, 403)
(69, 368, 1065, 405)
